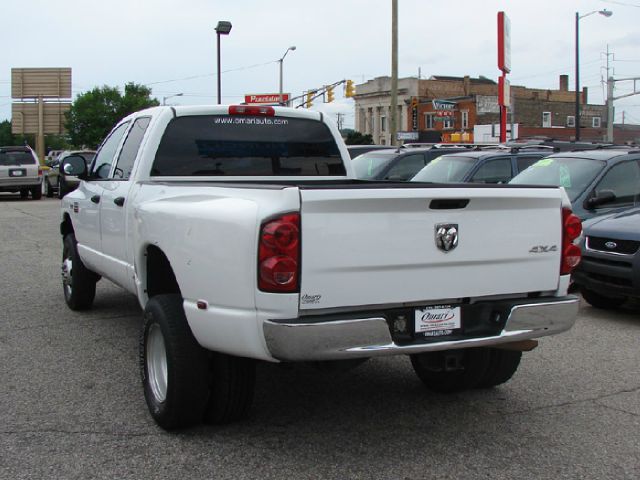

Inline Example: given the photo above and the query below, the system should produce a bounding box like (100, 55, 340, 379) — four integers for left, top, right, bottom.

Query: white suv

(0, 146, 42, 200)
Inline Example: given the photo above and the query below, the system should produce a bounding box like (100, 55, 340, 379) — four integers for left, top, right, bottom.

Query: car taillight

(561, 207, 582, 275)
(38, 167, 43, 176)
(229, 105, 275, 116)
(258, 213, 300, 293)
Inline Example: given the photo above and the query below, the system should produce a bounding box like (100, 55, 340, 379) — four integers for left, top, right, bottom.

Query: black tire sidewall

(140, 295, 210, 430)
(62, 234, 96, 310)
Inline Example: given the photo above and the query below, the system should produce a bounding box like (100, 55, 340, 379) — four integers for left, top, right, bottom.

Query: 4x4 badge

(435, 224, 458, 252)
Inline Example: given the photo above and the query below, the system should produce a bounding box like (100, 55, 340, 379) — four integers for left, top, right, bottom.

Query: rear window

(151, 115, 345, 176)
(411, 155, 476, 182)
(510, 156, 606, 202)
(0, 150, 36, 166)
(351, 152, 397, 179)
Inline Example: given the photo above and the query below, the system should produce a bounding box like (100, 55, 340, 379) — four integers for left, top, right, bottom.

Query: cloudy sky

(1, 0, 639, 130)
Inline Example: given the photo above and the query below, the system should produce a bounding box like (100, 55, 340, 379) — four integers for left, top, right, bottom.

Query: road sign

(244, 93, 290, 104)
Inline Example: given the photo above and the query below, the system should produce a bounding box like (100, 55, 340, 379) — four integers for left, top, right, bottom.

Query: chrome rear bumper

(263, 297, 579, 361)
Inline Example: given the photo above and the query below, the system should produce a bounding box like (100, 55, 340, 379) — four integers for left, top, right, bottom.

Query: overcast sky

(1, 0, 639, 131)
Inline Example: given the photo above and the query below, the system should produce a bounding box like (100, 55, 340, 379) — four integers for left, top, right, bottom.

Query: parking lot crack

(0, 428, 163, 438)
(503, 385, 640, 416)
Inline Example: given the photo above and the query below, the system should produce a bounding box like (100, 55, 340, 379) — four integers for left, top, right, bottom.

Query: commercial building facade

(353, 75, 609, 144)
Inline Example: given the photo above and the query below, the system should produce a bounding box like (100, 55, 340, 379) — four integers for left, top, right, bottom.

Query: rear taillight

(561, 207, 582, 275)
(258, 213, 300, 293)
(38, 167, 43, 177)
(229, 105, 275, 116)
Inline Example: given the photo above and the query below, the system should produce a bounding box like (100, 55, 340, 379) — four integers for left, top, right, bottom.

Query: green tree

(65, 82, 159, 148)
(345, 131, 374, 145)
(0, 120, 14, 145)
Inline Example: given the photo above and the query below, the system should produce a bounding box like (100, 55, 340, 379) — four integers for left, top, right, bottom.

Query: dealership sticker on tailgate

(415, 305, 461, 336)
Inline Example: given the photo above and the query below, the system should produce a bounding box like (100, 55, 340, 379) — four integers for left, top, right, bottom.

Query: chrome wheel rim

(61, 255, 73, 297)
(146, 324, 168, 403)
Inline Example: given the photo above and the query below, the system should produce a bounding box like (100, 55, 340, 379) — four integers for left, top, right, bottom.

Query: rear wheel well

(60, 213, 74, 237)
(146, 246, 181, 298)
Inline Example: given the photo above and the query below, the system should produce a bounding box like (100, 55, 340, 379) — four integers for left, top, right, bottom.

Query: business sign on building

(432, 99, 456, 119)
(244, 93, 290, 104)
(397, 131, 419, 141)
(477, 95, 500, 114)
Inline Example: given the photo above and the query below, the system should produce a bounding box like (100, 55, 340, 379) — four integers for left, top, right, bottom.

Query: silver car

(0, 146, 42, 200)
(45, 150, 96, 199)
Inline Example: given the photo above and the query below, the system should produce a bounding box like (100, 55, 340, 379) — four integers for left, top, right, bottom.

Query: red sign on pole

(244, 93, 290, 104)
(497, 12, 511, 74)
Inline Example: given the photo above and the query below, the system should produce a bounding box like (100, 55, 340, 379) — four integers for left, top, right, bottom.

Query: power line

(144, 60, 278, 86)
(599, 0, 640, 7)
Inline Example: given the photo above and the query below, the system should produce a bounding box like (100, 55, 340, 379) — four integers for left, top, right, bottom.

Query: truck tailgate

(298, 186, 563, 310)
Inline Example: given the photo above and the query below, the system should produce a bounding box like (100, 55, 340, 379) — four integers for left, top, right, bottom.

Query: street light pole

(162, 93, 183, 105)
(575, 9, 612, 140)
(278, 46, 296, 106)
(215, 21, 232, 105)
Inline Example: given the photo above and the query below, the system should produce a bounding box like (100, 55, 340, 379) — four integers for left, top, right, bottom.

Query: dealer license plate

(415, 305, 461, 337)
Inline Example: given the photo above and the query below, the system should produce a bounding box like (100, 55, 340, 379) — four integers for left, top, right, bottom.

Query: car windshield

(0, 151, 35, 166)
(509, 156, 606, 202)
(410, 155, 476, 182)
(351, 152, 398, 180)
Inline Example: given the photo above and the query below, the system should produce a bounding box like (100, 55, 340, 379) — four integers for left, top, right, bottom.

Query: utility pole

(390, 0, 398, 146)
(606, 76, 640, 142)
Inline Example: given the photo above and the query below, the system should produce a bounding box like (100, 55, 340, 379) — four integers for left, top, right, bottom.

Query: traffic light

(305, 91, 313, 108)
(345, 80, 355, 98)
(326, 86, 335, 103)
(411, 97, 419, 109)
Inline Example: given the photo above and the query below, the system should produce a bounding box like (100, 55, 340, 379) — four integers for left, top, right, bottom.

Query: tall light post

(162, 93, 183, 105)
(278, 46, 296, 106)
(215, 20, 232, 105)
(575, 9, 612, 140)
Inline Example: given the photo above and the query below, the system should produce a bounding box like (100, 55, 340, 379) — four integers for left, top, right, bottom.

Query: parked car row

(351, 143, 640, 312)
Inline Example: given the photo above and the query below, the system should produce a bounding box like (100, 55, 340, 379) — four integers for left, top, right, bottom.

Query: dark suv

(410, 148, 550, 184)
(573, 206, 640, 309)
(0, 146, 42, 199)
(352, 146, 472, 181)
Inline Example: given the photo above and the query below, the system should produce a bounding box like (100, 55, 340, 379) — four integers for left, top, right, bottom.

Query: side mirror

(61, 155, 88, 179)
(585, 189, 616, 209)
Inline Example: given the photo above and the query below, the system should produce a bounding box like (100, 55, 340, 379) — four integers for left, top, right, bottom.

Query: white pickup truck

(60, 105, 582, 430)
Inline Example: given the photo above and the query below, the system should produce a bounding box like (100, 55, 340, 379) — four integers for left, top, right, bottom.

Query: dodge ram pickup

(60, 105, 582, 430)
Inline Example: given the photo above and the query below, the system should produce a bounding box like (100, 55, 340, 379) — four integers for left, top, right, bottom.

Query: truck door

(99, 117, 151, 291)
(73, 122, 129, 273)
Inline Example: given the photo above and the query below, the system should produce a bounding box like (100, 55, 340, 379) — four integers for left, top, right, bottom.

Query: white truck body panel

(60, 105, 578, 364)
(299, 187, 563, 310)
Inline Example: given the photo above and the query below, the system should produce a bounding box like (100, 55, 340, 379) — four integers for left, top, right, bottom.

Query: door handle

(90, 195, 100, 204)
(114, 197, 125, 207)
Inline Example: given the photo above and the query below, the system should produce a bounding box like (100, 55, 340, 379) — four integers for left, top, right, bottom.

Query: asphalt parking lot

(1, 195, 639, 480)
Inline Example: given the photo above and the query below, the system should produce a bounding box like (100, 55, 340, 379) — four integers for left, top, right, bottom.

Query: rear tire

(410, 348, 491, 393)
(581, 288, 626, 310)
(140, 294, 211, 430)
(204, 353, 256, 425)
(45, 179, 54, 198)
(62, 233, 97, 310)
(58, 177, 66, 199)
(31, 185, 42, 200)
(476, 348, 522, 388)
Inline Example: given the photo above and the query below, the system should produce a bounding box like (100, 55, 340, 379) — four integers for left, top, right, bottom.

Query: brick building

(353, 75, 608, 144)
